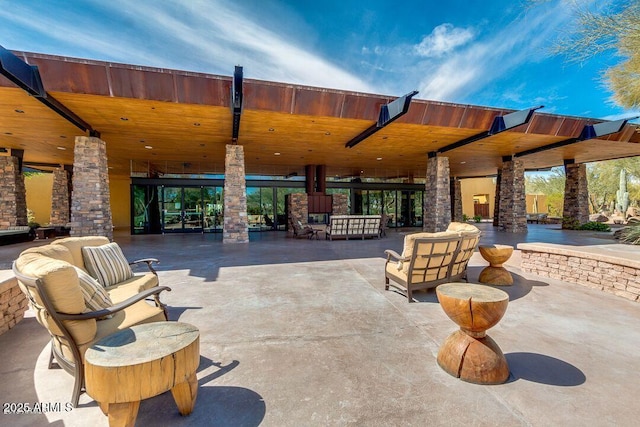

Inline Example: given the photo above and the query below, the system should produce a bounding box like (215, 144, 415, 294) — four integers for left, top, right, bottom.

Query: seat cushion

(82, 243, 134, 287)
(446, 222, 480, 234)
(105, 273, 159, 303)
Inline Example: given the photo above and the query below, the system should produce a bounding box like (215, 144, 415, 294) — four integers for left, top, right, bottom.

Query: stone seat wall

(518, 242, 640, 302)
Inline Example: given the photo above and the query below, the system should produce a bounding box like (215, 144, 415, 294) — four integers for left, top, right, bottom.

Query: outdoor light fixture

(515, 116, 639, 158)
(345, 90, 419, 148)
(438, 105, 544, 154)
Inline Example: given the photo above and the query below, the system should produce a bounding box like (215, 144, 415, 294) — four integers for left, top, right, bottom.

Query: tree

(536, 0, 640, 109)
(525, 168, 566, 216)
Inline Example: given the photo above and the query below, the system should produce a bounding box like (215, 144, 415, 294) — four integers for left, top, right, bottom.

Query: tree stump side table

(85, 321, 200, 427)
(436, 283, 510, 384)
(478, 244, 514, 286)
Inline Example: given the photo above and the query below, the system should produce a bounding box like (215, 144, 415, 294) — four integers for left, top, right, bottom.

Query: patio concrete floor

(1, 222, 639, 426)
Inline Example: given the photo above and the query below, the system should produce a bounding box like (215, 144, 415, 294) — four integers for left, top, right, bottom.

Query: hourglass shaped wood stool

(478, 244, 514, 286)
(436, 283, 510, 384)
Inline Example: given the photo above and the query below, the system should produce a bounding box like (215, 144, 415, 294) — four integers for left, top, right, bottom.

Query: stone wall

(498, 159, 527, 232)
(332, 193, 349, 216)
(0, 274, 28, 336)
(450, 178, 463, 222)
(287, 193, 308, 224)
(563, 161, 589, 226)
(520, 244, 639, 302)
(69, 137, 113, 240)
(493, 170, 501, 226)
(223, 144, 249, 243)
(51, 167, 71, 226)
(424, 155, 451, 232)
(0, 155, 28, 228)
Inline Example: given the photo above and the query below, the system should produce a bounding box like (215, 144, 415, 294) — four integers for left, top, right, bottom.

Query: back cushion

(447, 222, 480, 234)
(82, 242, 134, 287)
(20, 244, 74, 265)
(52, 236, 110, 270)
(15, 252, 85, 314)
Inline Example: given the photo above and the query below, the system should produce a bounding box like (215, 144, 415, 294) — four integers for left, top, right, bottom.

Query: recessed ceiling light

(325, 132, 331, 136)
(274, 152, 281, 156)
(460, 161, 466, 164)
(120, 117, 128, 121)
(14, 109, 24, 113)
(193, 122, 200, 126)
(200, 143, 205, 147)
(4, 132, 12, 135)
(144, 145, 153, 149)
(59, 135, 66, 139)
(56, 146, 66, 150)
(268, 128, 275, 132)
(382, 136, 388, 140)
(376, 157, 382, 161)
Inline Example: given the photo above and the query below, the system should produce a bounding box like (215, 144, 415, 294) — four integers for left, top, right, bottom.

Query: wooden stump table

(85, 321, 200, 427)
(478, 244, 514, 286)
(436, 283, 510, 384)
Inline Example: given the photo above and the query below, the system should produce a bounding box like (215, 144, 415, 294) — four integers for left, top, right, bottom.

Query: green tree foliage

(587, 158, 640, 213)
(525, 168, 565, 216)
(533, 0, 640, 109)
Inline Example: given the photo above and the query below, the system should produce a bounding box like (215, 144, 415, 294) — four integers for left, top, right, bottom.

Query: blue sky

(0, 0, 638, 122)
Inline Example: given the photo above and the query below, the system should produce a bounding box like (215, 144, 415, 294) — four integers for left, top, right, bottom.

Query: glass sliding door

(202, 186, 223, 232)
(161, 186, 204, 233)
(383, 190, 398, 227)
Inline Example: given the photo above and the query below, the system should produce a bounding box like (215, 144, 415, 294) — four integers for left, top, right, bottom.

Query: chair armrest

(56, 286, 171, 321)
(129, 258, 159, 274)
(384, 249, 405, 262)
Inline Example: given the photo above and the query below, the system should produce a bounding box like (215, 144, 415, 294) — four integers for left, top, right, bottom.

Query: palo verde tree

(531, 0, 640, 109)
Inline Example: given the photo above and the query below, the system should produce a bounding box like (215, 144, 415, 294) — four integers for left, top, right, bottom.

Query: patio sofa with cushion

(325, 215, 381, 240)
(12, 236, 170, 406)
(384, 222, 481, 302)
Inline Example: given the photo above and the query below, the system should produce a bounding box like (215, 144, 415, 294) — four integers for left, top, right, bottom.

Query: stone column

(0, 155, 28, 228)
(223, 144, 249, 243)
(450, 177, 463, 222)
(563, 160, 589, 226)
(51, 167, 71, 226)
(424, 154, 451, 232)
(498, 157, 527, 232)
(332, 193, 349, 215)
(493, 170, 502, 226)
(70, 136, 113, 239)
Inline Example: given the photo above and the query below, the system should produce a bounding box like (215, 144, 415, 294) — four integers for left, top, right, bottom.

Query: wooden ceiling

(1, 51, 639, 180)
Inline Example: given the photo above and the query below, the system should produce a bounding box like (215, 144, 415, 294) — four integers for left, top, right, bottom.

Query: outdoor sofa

(384, 222, 481, 301)
(325, 215, 381, 240)
(12, 236, 170, 406)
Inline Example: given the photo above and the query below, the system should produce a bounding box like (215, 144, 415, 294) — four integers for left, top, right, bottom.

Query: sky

(0, 0, 638, 122)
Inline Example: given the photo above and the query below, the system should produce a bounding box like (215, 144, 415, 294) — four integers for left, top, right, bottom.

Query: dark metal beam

(231, 65, 243, 142)
(438, 106, 543, 154)
(514, 118, 635, 158)
(0, 45, 97, 134)
(345, 90, 418, 148)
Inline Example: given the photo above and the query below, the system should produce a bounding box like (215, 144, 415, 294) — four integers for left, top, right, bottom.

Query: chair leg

(48, 344, 56, 369)
(71, 361, 84, 408)
(384, 277, 389, 290)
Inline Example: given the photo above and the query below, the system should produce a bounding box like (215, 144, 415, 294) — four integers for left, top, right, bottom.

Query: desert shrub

(578, 222, 611, 232)
(618, 224, 640, 245)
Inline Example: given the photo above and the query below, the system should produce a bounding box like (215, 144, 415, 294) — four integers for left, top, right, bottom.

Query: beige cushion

(82, 243, 134, 287)
(446, 222, 480, 234)
(106, 274, 159, 303)
(20, 244, 74, 265)
(399, 232, 459, 274)
(74, 267, 113, 317)
(52, 236, 110, 270)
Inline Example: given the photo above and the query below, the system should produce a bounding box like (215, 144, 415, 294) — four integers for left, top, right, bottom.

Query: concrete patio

(1, 223, 639, 426)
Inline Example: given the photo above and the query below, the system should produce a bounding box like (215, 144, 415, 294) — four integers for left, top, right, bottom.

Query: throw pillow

(74, 267, 113, 318)
(81, 242, 134, 288)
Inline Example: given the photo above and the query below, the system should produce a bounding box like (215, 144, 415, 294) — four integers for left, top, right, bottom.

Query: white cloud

(600, 111, 640, 122)
(0, 0, 375, 93)
(414, 24, 473, 58)
(416, 2, 572, 103)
